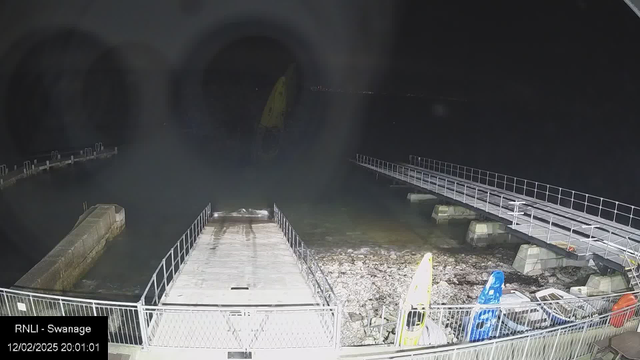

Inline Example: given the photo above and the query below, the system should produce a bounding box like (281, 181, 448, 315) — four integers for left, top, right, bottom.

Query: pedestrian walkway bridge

(353, 154, 640, 291)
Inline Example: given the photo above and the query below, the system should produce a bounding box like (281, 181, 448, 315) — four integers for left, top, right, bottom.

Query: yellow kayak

(398, 253, 433, 346)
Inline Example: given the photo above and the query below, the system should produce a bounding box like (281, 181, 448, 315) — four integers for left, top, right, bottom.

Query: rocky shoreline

(314, 245, 597, 346)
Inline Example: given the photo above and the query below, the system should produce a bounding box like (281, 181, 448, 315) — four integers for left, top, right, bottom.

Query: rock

(544, 269, 554, 276)
(363, 337, 377, 345)
(371, 317, 384, 327)
(348, 312, 364, 322)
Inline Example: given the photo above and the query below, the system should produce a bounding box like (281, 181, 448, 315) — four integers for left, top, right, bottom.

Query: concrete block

(512, 244, 588, 275)
(407, 193, 437, 202)
(13, 204, 126, 292)
(431, 205, 478, 224)
(465, 221, 524, 246)
(585, 274, 629, 294)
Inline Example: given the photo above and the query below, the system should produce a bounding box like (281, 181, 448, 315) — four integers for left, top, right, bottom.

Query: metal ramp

(353, 154, 640, 282)
(161, 222, 319, 306)
(140, 205, 340, 353)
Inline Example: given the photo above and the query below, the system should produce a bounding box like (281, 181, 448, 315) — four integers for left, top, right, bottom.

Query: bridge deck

(162, 221, 318, 306)
(400, 162, 640, 244)
(354, 157, 640, 271)
(398, 163, 640, 266)
(146, 219, 335, 351)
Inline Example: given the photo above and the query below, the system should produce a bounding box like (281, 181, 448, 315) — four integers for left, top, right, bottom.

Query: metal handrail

(273, 204, 342, 349)
(273, 204, 338, 307)
(430, 289, 640, 309)
(1, 287, 143, 346)
(359, 301, 640, 359)
(405, 155, 640, 262)
(409, 155, 640, 231)
(354, 154, 640, 270)
(407, 156, 640, 254)
(141, 203, 212, 306)
(142, 303, 334, 311)
(2, 287, 137, 307)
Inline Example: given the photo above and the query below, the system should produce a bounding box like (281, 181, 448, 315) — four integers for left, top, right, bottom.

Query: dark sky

(386, 1, 640, 99)
(1, 0, 640, 204)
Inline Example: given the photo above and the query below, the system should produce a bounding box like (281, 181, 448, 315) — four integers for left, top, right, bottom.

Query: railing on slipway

(274, 204, 339, 308)
(140, 204, 212, 306)
(138, 203, 340, 350)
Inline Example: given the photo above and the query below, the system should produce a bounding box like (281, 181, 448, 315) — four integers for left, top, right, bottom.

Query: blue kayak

(467, 270, 504, 342)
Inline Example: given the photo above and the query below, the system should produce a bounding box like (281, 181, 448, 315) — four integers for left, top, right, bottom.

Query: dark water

(0, 135, 469, 301)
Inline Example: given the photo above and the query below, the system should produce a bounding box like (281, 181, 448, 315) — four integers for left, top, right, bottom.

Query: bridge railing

(408, 155, 640, 232)
(141, 204, 212, 306)
(355, 154, 640, 269)
(1, 143, 118, 189)
(360, 301, 640, 360)
(0, 287, 144, 346)
(273, 204, 339, 308)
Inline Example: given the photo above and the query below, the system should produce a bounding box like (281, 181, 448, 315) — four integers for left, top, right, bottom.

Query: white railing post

(163, 260, 168, 294)
(474, 188, 478, 207)
(529, 210, 534, 235)
(464, 184, 467, 203)
(521, 335, 531, 360)
(572, 321, 589, 360)
(171, 248, 175, 279)
(598, 198, 603, 218)
(488, 340, 497, 359)
(153, 277, 158, 305)
(29, 294, 35, 315)
(549, 328, 562, 359)
(137, 301, 149, 349)
(486, 191, 490, 211)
